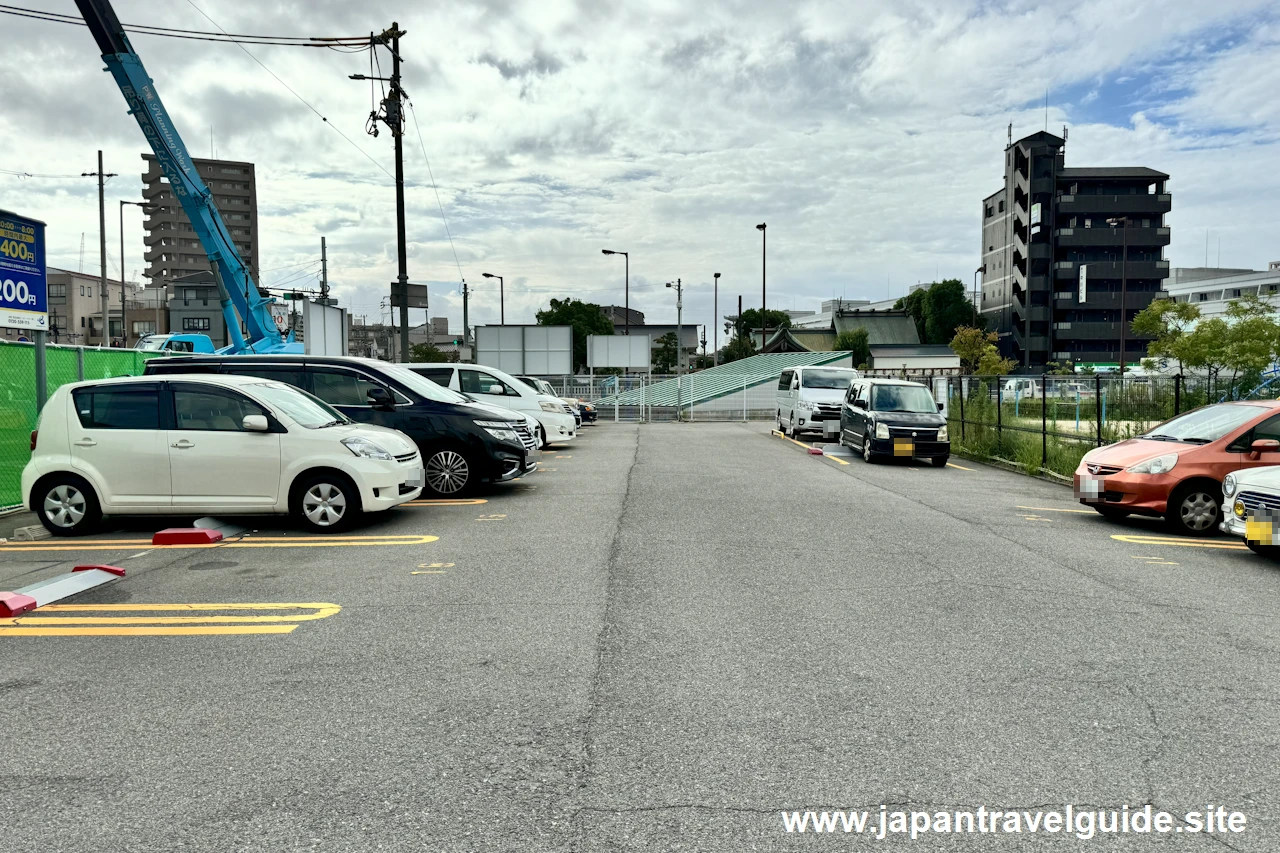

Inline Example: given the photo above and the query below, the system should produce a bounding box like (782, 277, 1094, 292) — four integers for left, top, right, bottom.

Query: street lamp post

(481, 272, 505, 324)
(1107, 217, 1130, 374)
(713, 272, 721, 366)
(666, 278, 684, 417)
(119, 200, 155, 347)
(602, 249, 629, 337)
(756, 223, 767, 350)
(973, 264, 986, 328)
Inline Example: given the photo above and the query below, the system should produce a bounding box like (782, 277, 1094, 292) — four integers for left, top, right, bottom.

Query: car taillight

(29, 430, 38, 451)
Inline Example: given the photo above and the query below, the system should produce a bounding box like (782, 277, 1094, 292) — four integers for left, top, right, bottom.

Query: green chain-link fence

(0, 342, 162, 510)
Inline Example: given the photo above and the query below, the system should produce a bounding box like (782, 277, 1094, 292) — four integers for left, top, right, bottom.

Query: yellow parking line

(772, 430, 813, 451)
(0, 534, 438, 552)
(824, 454, 850, 466)
(1016, 505, 1094, 514)
(1110, 534, 1247, 551)
(405, 498, 487, 506)
(0, 602, 340, 637)
(946, 462, 974, 471)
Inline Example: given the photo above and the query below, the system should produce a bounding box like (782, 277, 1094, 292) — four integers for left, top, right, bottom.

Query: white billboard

(301, 301, 348, 356)
(588, 334, 651, 369)
(475, 325, 572, 375)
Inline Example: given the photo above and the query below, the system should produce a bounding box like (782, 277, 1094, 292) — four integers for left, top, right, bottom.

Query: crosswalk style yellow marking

(1110, 533, 1246, 551)
(0, 602, 340, 637)
(0, 534, 437, 553)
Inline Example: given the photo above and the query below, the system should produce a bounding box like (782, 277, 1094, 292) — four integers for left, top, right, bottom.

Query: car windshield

(1140, 404, 1263, 444)
(136, 337, 169, 351)
(872, 385, 938, 413)
(383, 366, 470, 404)
(801, 369, 855, 389)
(247, 382, 348, 428)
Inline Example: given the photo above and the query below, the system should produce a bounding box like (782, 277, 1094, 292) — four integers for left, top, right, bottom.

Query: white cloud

(1, 0, 1277, 338)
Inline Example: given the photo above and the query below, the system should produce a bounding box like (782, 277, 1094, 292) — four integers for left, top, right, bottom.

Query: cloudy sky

(2, 0, 1278, 342)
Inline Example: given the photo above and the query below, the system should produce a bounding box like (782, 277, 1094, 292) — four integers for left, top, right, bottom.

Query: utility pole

(352, 24, 409, 361)
(82, 151, 116, 346)
(713, 272, 721, 366)
(320, 236, 329, 303)
(756, 223, 767, 351)
(462, 279, 470, 362)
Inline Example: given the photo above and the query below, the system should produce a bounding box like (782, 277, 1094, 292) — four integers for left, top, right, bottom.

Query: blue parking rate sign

(0, 208, 48, 332)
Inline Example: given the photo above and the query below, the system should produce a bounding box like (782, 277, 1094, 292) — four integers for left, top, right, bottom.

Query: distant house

(751, 308, 921, 354)
(866, 344, 960, 376)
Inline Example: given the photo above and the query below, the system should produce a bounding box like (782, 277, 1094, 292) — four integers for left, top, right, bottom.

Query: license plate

(1075, 475, 1103, 500)
(405, 468, 423, 488)
(893, 439, 914, 457)
(1246, 515, 1278, 546)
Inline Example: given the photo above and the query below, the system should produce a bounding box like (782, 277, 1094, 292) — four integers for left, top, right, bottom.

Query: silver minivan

(776, 366, 860, 438)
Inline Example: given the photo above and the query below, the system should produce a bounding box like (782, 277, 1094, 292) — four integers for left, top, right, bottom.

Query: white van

(1001, 378, 1042, 400)
(406, 364, 577, 448)
(776, 366, 860, 438)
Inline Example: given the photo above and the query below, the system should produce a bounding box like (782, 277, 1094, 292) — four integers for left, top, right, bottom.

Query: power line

(179, 0, 394, 181)
(0, 4, 371, 47)
(406, 99, 465, 286)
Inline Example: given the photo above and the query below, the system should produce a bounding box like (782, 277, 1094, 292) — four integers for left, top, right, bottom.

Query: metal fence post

(34, 331, 47, 413)
(996, 374, 1002, 441)
(958, 376, 965, 440)
(1041, 372, 1047, 469)
(1095, 373, 1103, 447)
(76, 345, 85, 381)
(1174, 373, 1181, 416)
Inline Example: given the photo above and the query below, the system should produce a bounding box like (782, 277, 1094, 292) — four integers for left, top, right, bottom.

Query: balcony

(1054, 260, 1169, 281)
(1051, 321, 1126, 341)
(1054, 226, 1170, 248)
(1057, 193, 1172, 216)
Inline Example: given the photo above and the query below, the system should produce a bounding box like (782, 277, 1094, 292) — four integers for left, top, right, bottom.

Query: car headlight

(875, 422, 890, 439)
(539, 401, 561, 413)
(474, 420, 521, 443)
(1234, 499, 1246, 518)
(341, 436, 393, 460)
(1127, 453, 1178, 475)
(1223, 473, 1238, 498)
(937, 424, 949, 441)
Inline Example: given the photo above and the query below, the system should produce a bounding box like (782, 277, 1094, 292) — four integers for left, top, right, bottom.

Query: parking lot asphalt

(4, 422, 1279, 851)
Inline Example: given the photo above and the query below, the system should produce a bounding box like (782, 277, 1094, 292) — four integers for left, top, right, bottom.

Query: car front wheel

(862, 431, 879, 464)
(36, 474, 102, 537)
(424, 446, 474, 496)
(293, 472, 360, 533)
(1166, 483, 1221, 536)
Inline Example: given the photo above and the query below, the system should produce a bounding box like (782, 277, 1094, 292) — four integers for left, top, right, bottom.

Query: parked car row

(1072, 399, 1280, 555)
(23, 355, 594, 537)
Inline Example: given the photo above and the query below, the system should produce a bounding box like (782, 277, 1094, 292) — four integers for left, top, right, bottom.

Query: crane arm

(75, 0, 292, 353)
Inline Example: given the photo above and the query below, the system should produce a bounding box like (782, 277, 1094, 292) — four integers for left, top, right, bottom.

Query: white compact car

(406, 364, 577, 448)
(22, 374, 423, 536)
(1221, 466, 1280, 557)
(776, 365, 860, 438)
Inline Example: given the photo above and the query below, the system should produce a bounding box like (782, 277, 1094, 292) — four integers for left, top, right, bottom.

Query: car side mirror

(242, 414, 269, 432)
(937, 401, 945, 412)
(1248, 439, 1280, 460)
(366, 387, 395, 411)
(488, 384, 504, 395)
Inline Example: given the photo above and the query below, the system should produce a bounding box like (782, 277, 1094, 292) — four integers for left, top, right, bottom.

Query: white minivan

(776, 366, 860, 438)
(406, 364, 577, 448)
(23, 374, 423, 536)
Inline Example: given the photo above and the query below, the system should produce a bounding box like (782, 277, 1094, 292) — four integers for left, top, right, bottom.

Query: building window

(87, 286, 92, 298)
(183, 317, 212, 331)
(81, 317, 86, 328)
(1231, 289, 1241, 298)
(48, 283, 66, 298)
(998, 200, 1005, 213)
(133, 320, 156, 336)
(1198, 293, 1209, 302)
(80, 285, 85, 296)
(985, 205, 994, 218)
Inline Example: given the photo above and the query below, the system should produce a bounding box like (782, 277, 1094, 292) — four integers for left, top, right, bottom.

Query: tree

(1223, 295, 1280, 396)
(653, 332, 680, 374)
(897, 280, 978, 344)
(535, 298, 614, 371)
(409, 343, 450, 363)
(833, 328, 870, 367)
(1131, 299, 1201, 374)
(734, 308, 792, 338)
(720, 334, 757, 364)
(924, 279, 976, 344)
(950, 326, 996, 374)
(1044, 361, 1077, 376)
(977, 344, 1018, 376)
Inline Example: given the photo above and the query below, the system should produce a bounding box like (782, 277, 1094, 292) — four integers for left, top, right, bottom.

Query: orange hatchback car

(1074, 401, 1280, 535)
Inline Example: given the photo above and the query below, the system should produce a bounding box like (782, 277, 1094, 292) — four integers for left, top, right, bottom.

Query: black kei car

(838, 378, 950, 467)
(144, 355, 540, 496)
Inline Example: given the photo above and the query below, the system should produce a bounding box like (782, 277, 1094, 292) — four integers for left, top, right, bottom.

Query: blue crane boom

(74, 0, 301, 354)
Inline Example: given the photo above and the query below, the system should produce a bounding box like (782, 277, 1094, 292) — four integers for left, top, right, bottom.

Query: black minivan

(144, 355, 539, 495)
(839, 378, 950, 467)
